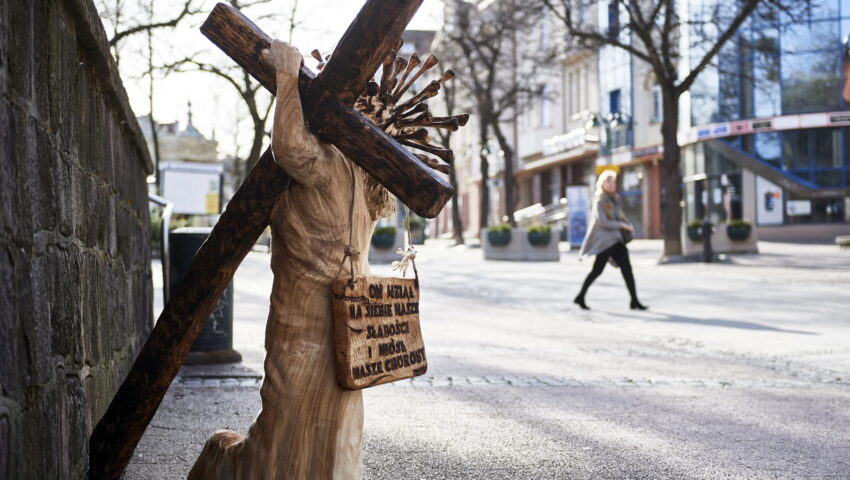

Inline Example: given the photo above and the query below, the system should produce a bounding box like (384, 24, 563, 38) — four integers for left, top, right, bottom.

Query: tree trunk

(478, 120, 490, 232)
(660, 85, 683, 256)
(490, 121, 516, 227)
(448, 161, 465, 244)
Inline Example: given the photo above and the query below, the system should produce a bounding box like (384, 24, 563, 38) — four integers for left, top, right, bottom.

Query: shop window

(754, 132, 781, 168)
(785, 196, 846, 224)
(754, 44, 781, 117)
(782, 19, 839, 54)
(782, 51, 841, 114)
(812, 129, 842, 168)
(782, 130, 811, 169)
(813, 169, 843, 186)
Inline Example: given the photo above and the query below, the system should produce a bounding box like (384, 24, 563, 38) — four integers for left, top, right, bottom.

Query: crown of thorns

(311, 39, 468, 175)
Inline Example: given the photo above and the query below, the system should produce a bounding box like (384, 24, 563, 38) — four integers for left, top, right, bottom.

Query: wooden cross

(89, 1, 452, 478)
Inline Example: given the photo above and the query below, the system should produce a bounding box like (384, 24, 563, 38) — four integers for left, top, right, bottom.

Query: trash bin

(169, 227, 242, 365)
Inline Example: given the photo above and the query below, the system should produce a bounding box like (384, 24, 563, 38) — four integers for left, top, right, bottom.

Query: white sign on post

(160, 161, 223, 215)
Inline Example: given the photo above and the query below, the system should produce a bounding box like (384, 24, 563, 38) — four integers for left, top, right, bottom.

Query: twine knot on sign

(391, 245, 417, 277)
(343, 245, 360, 259)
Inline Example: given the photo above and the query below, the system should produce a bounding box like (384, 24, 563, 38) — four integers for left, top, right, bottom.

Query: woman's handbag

(621, 228, 633, 244)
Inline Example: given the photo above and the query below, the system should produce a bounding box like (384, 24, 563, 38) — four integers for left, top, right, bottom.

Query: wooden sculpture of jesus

(188, 39, 464, 479)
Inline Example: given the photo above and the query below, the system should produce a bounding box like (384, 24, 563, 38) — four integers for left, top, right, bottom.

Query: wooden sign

(332, 275, 427, 389)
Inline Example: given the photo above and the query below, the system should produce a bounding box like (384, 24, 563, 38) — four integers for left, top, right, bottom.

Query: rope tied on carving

(337, 157, 359, 289)
(391, 245, 417, 277)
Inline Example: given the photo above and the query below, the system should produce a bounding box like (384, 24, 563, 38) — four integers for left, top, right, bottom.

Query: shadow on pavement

(616, 311, 817, 335)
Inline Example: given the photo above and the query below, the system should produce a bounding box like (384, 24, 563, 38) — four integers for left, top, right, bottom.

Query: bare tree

(97, 0, 201, 66)
(429, 47, 466, 245)
(540, 0, 806, 256)
(442, 0, 556, 230)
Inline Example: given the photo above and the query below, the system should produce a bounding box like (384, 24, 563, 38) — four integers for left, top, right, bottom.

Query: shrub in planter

(726, 219, 752, 241)
(527, 224, 552, 247)
(487, 223, 512, 246)
(407, 215, 426, 244)
(686, 220, 704, 242)
(371, 225, 397, 249)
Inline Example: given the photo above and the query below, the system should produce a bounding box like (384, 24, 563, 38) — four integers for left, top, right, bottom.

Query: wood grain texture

(188, 127, 395, 479)
(200, 2, 452, 218)
(332, 275, 427, 390)
(88, 149, 287, 480)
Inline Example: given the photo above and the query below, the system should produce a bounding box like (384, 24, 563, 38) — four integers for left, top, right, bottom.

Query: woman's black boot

(574, 295, 590, 310)
(630, 300, 648, 310)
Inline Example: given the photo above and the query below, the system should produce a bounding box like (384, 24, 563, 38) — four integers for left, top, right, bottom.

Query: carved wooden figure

(188, 41, 396, 479)
(189, 30, 466, 476)
(88, 2, 466, 478)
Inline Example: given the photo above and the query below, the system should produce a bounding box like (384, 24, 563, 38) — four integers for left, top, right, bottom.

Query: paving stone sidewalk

(126, 240, 850, 479)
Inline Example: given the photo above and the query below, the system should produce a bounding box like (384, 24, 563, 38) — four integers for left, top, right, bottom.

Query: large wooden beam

(311, 0, 423, 104)
(200, 2, 452, 218)
(89, 149, 286, 479)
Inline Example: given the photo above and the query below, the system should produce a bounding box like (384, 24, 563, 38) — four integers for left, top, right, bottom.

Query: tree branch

(109, 0, 200, 46)
(677, 0, 760, 94)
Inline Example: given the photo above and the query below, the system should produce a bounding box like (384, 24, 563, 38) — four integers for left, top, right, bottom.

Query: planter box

(681, 223, 759, 256)
(369, 229, 406, 264)
(481, 228, 560, 261)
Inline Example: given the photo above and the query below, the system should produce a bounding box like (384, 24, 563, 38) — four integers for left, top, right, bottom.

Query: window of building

(782, 50, 841, 113)
(651, 85, 662, 123)
(609, 89, 621, 114)
(539, 8, 549, 50)
(539, 84, 551, 127)
(607, 1, 620, 39)
(785, 196, 846, 224)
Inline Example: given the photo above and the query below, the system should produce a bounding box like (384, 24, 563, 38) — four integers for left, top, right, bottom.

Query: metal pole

(148, 193, 174, 305)
(702, 179, 713, 263)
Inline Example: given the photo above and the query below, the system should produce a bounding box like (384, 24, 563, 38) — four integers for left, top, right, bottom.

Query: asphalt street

(125, 240, 850, 479)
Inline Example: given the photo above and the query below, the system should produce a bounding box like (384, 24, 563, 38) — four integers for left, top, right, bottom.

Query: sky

(105, 0, 445, 159)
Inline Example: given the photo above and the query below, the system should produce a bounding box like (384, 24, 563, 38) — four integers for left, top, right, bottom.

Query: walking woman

(574, 170, 648, 311)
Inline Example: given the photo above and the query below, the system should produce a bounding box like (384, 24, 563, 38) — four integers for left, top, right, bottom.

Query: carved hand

(262, 39, 303, 77)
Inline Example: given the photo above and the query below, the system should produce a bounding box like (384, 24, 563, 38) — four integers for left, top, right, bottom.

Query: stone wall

(0, 0, 153, 478)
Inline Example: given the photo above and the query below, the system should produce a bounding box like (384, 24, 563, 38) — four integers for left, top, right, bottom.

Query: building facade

(682, 0, 850, 241)
(439, 0, 850, 243)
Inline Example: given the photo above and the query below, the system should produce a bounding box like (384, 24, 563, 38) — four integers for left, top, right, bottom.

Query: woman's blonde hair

(594, 169, 618, 199)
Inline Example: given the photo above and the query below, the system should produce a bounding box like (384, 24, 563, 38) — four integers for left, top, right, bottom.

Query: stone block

(80, 252, 101, 365)
(681, 224, 759, 257)
(368, 229, 406, 264)
(50, 247, 82, 364)
(75, 66, 91, 169)
(64, 375, 86, 466)
(0, 101, 15, 233)
(31, 0, 49, 122)
(12, 111, 36, 242)
(0, 247, 16, 398)
(33, 125, 59, 233)
(115, 206, 131, 268)
(7, 0, 32, 101)
(28, 252, 56, 386)
(0, 412, 9, 480)
(57, 153, 73, 236)
(482, 228, 561, 261)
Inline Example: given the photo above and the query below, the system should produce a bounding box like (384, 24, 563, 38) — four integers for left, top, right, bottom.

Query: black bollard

(702, 217, 713, 263)
(170, 227, 242, 364)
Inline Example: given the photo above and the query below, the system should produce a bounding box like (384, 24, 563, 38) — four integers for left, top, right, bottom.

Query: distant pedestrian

(574, 170, 648, 311)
